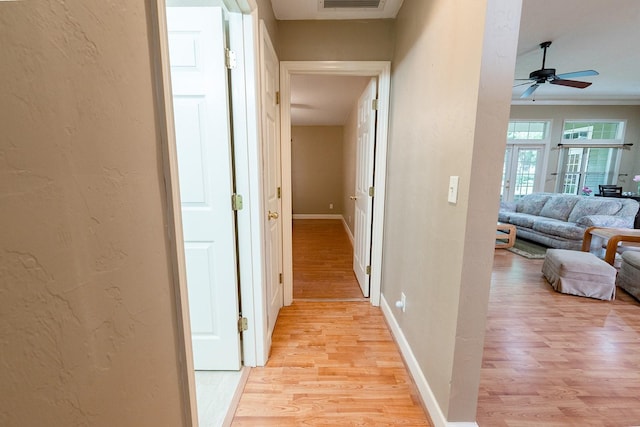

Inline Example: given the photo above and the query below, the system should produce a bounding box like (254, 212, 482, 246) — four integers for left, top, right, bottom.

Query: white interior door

(260, 23, 283, 342)
(167, 6, 241, 371)
(353, 78, 377, 297)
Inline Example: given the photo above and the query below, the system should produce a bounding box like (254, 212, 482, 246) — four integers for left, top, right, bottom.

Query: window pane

(562, 121, 624, 140)
(500, 149, 511, 201)
(513, 149, 538, 199)
(507, 121, 549, 140)
(560, 147, 619, 195)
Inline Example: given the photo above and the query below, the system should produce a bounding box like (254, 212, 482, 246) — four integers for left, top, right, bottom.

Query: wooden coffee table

(496, 222, 516, 249)
(581, 226, 640, 265)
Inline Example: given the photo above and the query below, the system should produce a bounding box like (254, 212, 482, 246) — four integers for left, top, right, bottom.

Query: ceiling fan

(515, 41, 599, 98)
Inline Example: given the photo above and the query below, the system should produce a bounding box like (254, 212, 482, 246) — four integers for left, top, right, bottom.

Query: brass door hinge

(372, 99, 379, 110)
(231, 194, 243, 211)
(276, 91, 280, 105)
(366, 265, 371, 275)
(238, 317, 248, 333)
(369, 186, 375, 197)
(277, 187, 281, 199)
(279, 273, 283, 284)
(225, 48, 236, 69)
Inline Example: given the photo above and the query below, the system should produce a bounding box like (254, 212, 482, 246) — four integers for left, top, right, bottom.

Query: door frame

(280, 61, 391, 307)
(152, 0, 263, 424)
(502, 143, 548, 201)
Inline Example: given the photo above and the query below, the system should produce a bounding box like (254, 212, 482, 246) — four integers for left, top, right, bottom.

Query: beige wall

(291, 126, 344, 214)
(510, 105, 640, 193)
(342, 102, 358, 234)
(383, 0, 521, 422)
(256, 0, 279, 51)
(0, 2, 188, 426)
(278, 19, 395, 61)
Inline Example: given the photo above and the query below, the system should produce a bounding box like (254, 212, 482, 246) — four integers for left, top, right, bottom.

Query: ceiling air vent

(322, 0, 382, 9)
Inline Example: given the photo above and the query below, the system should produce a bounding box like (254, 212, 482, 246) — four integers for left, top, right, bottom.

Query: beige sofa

(498, 192, 639, 250)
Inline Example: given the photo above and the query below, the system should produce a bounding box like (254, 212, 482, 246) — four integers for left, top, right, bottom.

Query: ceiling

(291, 75, 370, 126)
(512, 0, 640, 105)
(284, 0, 640, 126)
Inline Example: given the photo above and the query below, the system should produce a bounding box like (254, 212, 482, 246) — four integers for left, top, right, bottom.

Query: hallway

(231, 219, 432, 425)
(292, 219, 366, 300)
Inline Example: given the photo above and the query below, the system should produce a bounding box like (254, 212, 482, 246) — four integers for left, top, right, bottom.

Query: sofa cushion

(539, 196, 580, 221)
(576, 215, 635, 229)
(497, 211, 512, 223)
(507, 212, 537, 229)
(532, 218, 586, 240)
(567, 198, 623, 223)
(515, 193, 552, 215)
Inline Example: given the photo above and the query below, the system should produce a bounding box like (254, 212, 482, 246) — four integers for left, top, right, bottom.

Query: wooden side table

(581, 226, 640, 266)
(496, 223, 516, 249)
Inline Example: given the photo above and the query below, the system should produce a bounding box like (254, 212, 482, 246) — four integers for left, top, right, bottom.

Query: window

(562, 121, 624, 141)
(507, 121, 548, 140)
(558, 121, 625, 195)
(501, 121, 550, 201)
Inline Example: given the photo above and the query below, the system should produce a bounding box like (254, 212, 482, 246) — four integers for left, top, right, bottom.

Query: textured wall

(0, 2, 188, 426)
(291, 126, 344, 214)
(256, 0, 279, 51)
(278, 19, 395, 61)
(383, 0, 521, 421)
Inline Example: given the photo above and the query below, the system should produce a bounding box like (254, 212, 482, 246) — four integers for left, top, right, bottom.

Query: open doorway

(289, 74, 371, 301)
(280, 61, 392, 307)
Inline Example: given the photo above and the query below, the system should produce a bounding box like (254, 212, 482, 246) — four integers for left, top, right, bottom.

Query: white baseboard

(292, 214, 343, 220)
(380, 295, 478, 427)
(341, 216, 354, 246)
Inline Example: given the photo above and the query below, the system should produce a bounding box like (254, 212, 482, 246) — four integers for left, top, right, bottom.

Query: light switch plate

(448, 176, 459, 203)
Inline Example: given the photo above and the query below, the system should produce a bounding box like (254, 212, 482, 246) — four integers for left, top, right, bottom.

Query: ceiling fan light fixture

(515, 40, 599, 98)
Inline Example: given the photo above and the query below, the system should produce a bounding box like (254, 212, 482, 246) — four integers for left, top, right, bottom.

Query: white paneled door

(353, 78, 377, 297)
(167, 7, 241, 370)
(260, 23, 283, 344)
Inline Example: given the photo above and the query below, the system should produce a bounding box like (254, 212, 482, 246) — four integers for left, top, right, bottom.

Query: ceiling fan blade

(520, 83, 540, 98)
(550, 79, 592, 89)
(555, 70, 599, 79)
(513, 81, 535, 88)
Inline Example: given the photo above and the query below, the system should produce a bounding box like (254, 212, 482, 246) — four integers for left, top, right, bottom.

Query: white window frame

(555, 119, 627, 194)
(502, 120, 551, 201)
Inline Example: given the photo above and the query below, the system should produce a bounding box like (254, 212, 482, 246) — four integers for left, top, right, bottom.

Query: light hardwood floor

(232, 219, 432, 425)
(292, 219, 365, 300)
(479, 248, 640, 426)
(232, 220, 640, 426)
(231, 301, 432, 426)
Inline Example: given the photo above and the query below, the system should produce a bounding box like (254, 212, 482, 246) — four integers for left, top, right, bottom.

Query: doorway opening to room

(290, 75, 374, 301)
(280, 61, 392, 308)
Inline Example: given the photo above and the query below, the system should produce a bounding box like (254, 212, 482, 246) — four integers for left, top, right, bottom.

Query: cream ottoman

(616, 251, 640, 302)
(542, 249, 616, 300)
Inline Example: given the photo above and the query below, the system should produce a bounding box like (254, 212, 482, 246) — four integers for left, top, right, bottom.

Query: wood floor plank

(232, 301, 432, 426)
(478, 249, 640, 426)
(235, 220, 640, 425)
(292, 219, 365, 300)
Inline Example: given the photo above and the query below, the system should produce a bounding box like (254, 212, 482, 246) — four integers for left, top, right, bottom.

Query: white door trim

(151, 0, 262, 424)
(280, 61, 391, 307)
(228, 9, 267, 367)
(151, 1, 198, 424)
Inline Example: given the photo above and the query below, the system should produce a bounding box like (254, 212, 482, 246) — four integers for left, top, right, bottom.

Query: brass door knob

(268, 211, 279, 220)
